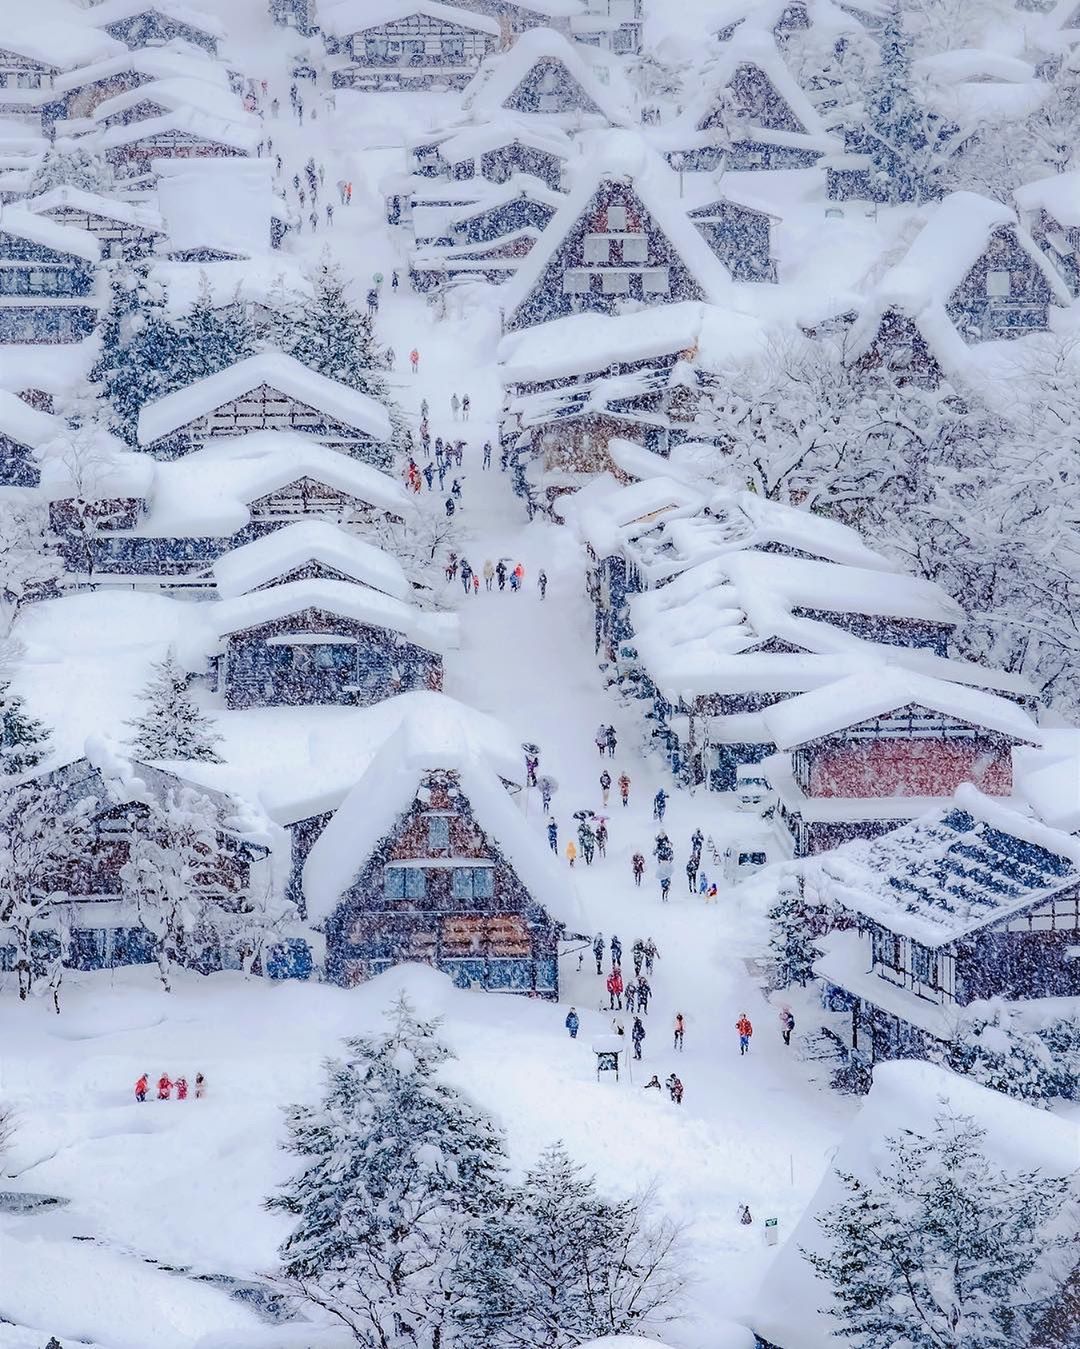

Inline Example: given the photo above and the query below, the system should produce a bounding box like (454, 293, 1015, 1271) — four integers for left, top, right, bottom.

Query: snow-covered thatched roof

(211, 521, 410, 602)
(202, 578, 457, 656)
(1014, 169, 1080, 228)
(92, 76, 252, 128)
(461, 26, 632, 126)
(0, 207, 101, 264)
(138, 434, 408, 535)
(95, 106, 259, 154)
(751, 1058, 1080, 1349)
(501, 134, 735, 328)
(319, 0, 501, 39)
(761, 667, 1041, 750)
(52, 45, 230, 96)
(0, 13, 125, 70)
(0, 389, 65, 452)
(24, 185, 164, 233)
(302, 704, 585, 933)
(86, 0, 225, 40)
(137, 355, 392, 447)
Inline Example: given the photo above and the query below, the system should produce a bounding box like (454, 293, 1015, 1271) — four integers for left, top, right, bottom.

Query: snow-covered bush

(767, 872, 830, 989)
(804, 1109, 1077, 1348)
(943, 1001, 1080, 1107)
(26, 145, 115, 196)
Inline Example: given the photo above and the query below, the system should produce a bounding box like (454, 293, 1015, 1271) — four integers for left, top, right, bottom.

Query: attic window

(606, 204, 628, 231)
(986, 269, 1010, 297)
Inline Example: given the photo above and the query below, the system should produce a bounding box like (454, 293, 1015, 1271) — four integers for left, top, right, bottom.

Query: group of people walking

(446, 555, 539, 597)
(135, 1072, 205, 1102)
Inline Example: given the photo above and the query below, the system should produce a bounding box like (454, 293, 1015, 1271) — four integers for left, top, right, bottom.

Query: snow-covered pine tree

(803, 1109, 1077, 1348)
(0, 679, 50, 777)
(768, 873, 827, 988)
(461, 1142, 686, 1348)
(173, 274, 258, 390)
(120, 785, 233, 990)
(284, 257, 387, 399)
(89, 262, 186, 446)
(849, 3, 960, 203)
(0, 496, 64, 620)
(267, 994, 508, 1348)
(26, 144, 115, 196)
(125, 649, 222, 763)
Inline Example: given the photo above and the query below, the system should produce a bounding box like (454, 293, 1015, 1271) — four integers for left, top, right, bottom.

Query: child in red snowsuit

(157, 1074, 172, 1100)
(176, 1077, 188, 1101)
(134, 1074, 148, 1103)
(736, 1015, 753, 1055)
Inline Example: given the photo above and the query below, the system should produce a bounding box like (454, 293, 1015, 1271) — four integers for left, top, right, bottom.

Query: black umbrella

(573, 809, 596, 821)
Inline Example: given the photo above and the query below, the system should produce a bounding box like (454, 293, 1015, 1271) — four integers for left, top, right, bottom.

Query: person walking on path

(194, 1073, 205, 1099)
(632, 939, 645, 977)
(540, 777, 554, 813)
(157, 1073, 172, 1101)
(618, 772, 630, 807)
(595, 819, 607, 858)
(600, 769, 612, 807)
(593, 932, 604, 975)
(736, 1014, 753, 1055)
(495, 560, 507, 591)
(578, 821, 595, 866)
(462, 394, 470, 421)
(659, 865, 672, 902)
(686, 855, 698, 892)
(606, 725, 617, 757)
(610, 934, 622, 966)
(450, 393, 460, 421)
(625, 981, 636, 1014)
(637, 977, 651, 1014)
(410, 348, 419, 374)
(606, 967, 623, 1011)
(512, 562, 525, 591)
(739, 1205, 753, 1225)
(673, 1013, 685, 1051)
(538, 569, 547, 600)
(631, 852, 645, 886)
(135, 1073, 148, 1103)
(644, 938, 659, 975)
(565, 1008, 579, 1039)
(483, 441, 492, 469)
(594, 724, 608, 757)
(483, 558, 494, 591)
(779, 1007, 795, 1046)
(631, 1016, 646, 1060)
(459, 559, 473, 594)
(666, 1073, 684, 1105)
(566, 839, 577, 868)
(472, 573, 479, 596)
(176, 1076, 188, 1101)
(451, 478, 462, 500)
(653, 832, 673, 863)
(423, 463, 434, 490)
(444, 495, 455, 518)
(547, 818, 558, 853)
(653, 788, 668, 822)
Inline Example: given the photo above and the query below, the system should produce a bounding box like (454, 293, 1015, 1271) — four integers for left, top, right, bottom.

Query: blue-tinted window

(428, 816, 450, 851)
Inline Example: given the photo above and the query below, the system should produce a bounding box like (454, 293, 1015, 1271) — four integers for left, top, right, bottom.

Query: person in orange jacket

(134, 1073, 148, 1103)
(157, 1073, 172, 1100)
(736, 1014, 753, 1055)
(606, 967, 623, 1010)
(566, 839, 577, 867)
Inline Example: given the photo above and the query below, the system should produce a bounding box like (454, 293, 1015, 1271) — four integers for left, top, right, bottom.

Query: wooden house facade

(766, 675, 1040, 857)
(0, 44, 58, 129)
(687, 198, 777, 281)
(208, 582, 450, 710)
(809, 791, 1080, 1069)
(0, 215, 99, 344)
(0, 756, 269, 977)
(269, 0, 319, 36)
(573, 0, 643, 55)
(100, 115, 254, 182)
(1014, 173, 1080, 297)
(303, 738, 580, 995)
(325, 4, 502, 92)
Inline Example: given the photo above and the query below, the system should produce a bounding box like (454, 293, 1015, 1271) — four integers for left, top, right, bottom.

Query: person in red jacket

(606, 967, 623, 1011)
(157, 1073, 172, 1100)
(175, 1076, 188, 1101)
(134, 1073, 148, 1103)
(736, 1014, 753, 1055)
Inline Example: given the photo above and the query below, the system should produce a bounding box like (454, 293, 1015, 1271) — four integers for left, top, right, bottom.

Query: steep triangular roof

(461, 27, 630, 126)
(302, 704, 585, 933)
(211, 520, 410, 602)
(691, 31, 825, 138)
(501, 135, 732, 330)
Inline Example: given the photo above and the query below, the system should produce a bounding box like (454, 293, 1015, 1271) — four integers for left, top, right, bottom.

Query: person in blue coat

(547, 819, 558, 853)
(565, 1008, 579, 1039)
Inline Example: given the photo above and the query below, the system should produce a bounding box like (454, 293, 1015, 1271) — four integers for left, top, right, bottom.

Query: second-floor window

(451, 867, 494, 900)
(427, 815, 450, 852)
(911, 941, 938, 987)
(384, 866, 426, 899)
